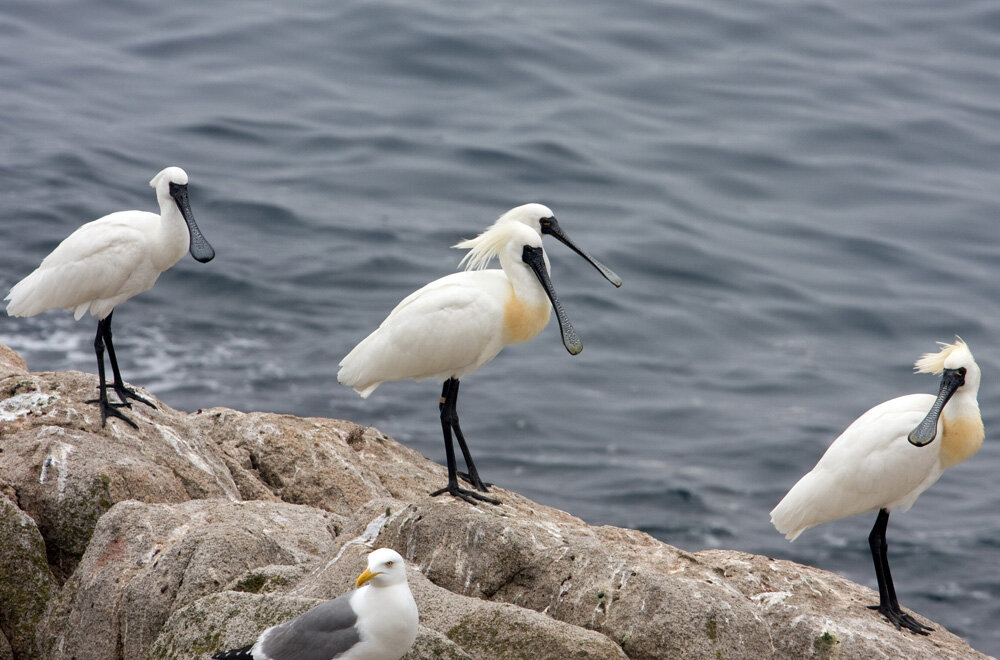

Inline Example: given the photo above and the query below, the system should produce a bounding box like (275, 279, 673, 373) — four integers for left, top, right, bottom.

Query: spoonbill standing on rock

(338, 204, 620, 505)
(771, 338, 983, 634)
(211, 548, 418, 660)
(5, 166, 215, 428)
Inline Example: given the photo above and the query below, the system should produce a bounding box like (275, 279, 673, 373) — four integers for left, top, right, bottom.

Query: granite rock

(0, 345, 990, 660)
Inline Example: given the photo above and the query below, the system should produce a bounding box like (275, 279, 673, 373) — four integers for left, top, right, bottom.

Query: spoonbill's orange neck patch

(940, 413, 984, 469)
(502, 286, 550, 344)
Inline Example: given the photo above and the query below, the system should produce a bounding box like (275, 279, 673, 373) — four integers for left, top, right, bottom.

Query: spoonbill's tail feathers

(338, 329, 388, 398)
(5, 272, 54, 318)
(337, 348, 375, 397)
(338, 362, 382, 398)
(770, 471, 830, 541)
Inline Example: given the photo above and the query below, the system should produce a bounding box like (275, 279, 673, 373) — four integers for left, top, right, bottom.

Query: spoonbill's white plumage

(212, 548, 418, 660)
(771, 338, 983, 634)
(5, 166, 215, 428)
(338, 204, 619, 504)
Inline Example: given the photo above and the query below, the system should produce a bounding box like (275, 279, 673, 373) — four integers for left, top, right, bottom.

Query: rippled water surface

(3, 0, 1000, 653)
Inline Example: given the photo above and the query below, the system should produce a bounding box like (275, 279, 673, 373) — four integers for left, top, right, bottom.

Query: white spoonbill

(338, 204, 620, 505)
(771, 338, 983, 634)
(5, 166, 215, 428)
(211, 548, 418, 660)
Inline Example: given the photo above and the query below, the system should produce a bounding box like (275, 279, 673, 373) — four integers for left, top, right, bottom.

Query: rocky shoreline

(0, 343, 990, 659)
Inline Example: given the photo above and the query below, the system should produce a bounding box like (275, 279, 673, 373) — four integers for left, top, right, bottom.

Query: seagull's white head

(355, 548, 408, 588)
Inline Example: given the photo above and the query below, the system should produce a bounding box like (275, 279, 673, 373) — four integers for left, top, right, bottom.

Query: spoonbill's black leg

(867, 509, 933, 634)
(443, 379, 492, 492)
(431, 379, 499, 505)
(101, 310, 155, 409)
(86, 316, 138, 429)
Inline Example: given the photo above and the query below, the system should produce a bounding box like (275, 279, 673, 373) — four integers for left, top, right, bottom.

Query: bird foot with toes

(457, 471, 492, 492)
(108, 383, 156, 409)
(868, 604, 933, 635)
(90, 399, 139, 429)
(431, 484, 501, 506)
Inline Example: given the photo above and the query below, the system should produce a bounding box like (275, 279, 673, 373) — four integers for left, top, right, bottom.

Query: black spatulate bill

(908, 367, 965, 447)
(522, 245, 583, 355)
(170, 182, 215, 263)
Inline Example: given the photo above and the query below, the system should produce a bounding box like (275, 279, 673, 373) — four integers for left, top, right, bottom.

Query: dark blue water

(2, 0, 999, 653)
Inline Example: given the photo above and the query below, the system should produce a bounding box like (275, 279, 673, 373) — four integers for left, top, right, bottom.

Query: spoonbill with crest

(5, 166, 215, 428)
(338, 204, 620, 505)
(771, 338, 983, 634)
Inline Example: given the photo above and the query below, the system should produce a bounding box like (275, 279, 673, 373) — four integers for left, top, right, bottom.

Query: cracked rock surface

(0, 345, 990, 659)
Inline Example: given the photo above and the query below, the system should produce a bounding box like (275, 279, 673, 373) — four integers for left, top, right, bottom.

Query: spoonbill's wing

(339, 272, 507, 396)
(771, 393, 941, 540)
(6, 213, 155, 318)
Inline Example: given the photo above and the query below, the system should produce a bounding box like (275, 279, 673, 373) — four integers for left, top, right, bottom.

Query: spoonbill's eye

(957, 367, 967, 376)
(540, 217, 551, 225)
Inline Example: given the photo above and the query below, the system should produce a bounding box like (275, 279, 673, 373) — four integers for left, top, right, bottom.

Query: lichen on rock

(0, 497, 58, 658)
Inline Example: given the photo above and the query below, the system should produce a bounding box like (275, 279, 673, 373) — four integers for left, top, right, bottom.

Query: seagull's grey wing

(257, 592, 361, 660)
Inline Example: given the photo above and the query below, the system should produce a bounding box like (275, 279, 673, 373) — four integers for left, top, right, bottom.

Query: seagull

(212, 548, 418, 660)
(338, 204, 620, 505)
(5, 167, 215, 428)
(771, 338, 983, 634)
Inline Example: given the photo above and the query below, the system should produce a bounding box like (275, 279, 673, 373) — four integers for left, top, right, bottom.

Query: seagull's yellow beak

(356, 568, 379, 588)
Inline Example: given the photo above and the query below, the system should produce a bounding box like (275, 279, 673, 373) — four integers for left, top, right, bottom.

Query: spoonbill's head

(457, 203, 622, 287)
(149, 166, 215, 264)
(149, 166, 189, 190)
(909, 338, 979, 447)
(355, 548, 408, 588)
(497, 203, 556, 235)
(914, 338, 980, 392)
(457, 220, 584, 355)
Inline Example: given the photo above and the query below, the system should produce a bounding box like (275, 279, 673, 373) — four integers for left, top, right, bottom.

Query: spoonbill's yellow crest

(771, 338, 983, 634)
(338, 204, 620, 505)
(5, 166, 215, 428)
